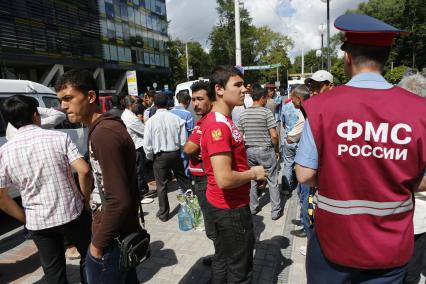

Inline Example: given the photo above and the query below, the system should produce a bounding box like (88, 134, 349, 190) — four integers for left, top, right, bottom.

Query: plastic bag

(177, 190, 205, 231)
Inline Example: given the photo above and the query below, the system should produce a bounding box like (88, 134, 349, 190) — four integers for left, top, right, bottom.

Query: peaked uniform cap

(335, 14, 409, 47)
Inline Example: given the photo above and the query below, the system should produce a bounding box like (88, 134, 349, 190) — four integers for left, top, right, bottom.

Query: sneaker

(290, 228, 307, 238)
(141, 197, 154, 204)
(272, 210, 283, 221)
(299, 246, 307, 256)
(144, 189, 157, 198)
(291, 219, 302, 226)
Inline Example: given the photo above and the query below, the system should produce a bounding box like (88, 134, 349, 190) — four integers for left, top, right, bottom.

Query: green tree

(186, 41, 213, 79)
(209, 0, 257, 66)
(208, 0, 292, 84)
(350, 0, 426, 70)
(384, 65, 409, 84)
(166, 39, 212, 88)
(331, 58, 348, 85)
(244, 26, 293, 83)
(166, 39, 187, 88)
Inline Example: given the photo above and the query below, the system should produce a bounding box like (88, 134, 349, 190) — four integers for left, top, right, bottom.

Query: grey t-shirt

(237, 106, 277, 147)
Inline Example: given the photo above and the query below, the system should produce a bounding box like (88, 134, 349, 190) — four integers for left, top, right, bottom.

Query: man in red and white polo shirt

(200, 66, 267, 283)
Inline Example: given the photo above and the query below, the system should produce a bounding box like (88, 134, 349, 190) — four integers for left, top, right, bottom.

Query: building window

(140, 11, 147, 28)
(105, 2, 115, 18)
(128, 6, 134, 23)
(165, 55, 169, 67)
(110, 44, 118, 61)
(103, 44, 110, 60)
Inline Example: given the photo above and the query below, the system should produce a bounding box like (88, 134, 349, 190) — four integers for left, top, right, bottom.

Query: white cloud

(166, 0, 369, 60)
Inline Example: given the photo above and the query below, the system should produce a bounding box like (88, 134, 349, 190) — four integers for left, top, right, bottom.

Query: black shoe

(291, 219, 302, 226)
(157, 215, 169, 222)
(144, 189, 157, 198)
(202, 256, 213, 266)
(290, 228, 307, 238)
(272, 211, 283, 221)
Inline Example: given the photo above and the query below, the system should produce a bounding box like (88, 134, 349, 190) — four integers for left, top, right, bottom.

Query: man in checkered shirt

(0, 95, 92, 284)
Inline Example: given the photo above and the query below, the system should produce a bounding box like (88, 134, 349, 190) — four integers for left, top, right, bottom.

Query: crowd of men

(0, 13, 425, 284)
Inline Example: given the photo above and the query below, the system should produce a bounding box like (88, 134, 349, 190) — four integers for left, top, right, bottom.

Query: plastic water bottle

(178, 202, 193, 231)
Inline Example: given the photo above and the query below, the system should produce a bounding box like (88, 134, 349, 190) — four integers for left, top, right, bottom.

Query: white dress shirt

(143, 108, 186, 160)
(121, 108, 144, 149)
(0, 125, 84, 230)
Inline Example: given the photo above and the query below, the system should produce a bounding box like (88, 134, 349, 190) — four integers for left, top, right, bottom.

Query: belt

(154, 150, 179, 157)
(245, 145, 273, 149)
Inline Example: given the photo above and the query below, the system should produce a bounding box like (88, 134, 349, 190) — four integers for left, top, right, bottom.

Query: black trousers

(136, 147, 150, 196)
(153, 150, 192, 219)
(207, 202, 255, 284)
(192, 175, 215, 240)
(405, 232, 426, 284)
(29, 209, 92, 284)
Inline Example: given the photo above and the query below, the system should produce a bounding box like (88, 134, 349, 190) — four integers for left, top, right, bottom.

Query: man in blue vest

(295, 14, 426, 283)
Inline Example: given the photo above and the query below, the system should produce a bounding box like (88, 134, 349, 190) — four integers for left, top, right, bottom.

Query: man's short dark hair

(208, 66, 244, 101)
(154, 92, 168, 108)
(190, 80, 209, 94)
(3, 95, 39, 129)
(146, 90, 156, 98)
(250, 85, 267, 101)
(342, 42, 391, 71)
(177, 90, 191, 105)
(55, 69, 99, 103)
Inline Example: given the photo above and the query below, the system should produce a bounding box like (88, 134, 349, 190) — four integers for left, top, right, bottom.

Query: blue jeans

(85, 244, 138, 284)
(282, 141, 297, 192)
(307, 231, 406, 284)
(297, 183, 313, 239)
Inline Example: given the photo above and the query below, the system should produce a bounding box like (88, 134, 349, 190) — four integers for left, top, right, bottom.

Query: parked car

(0, 79, 88, 198)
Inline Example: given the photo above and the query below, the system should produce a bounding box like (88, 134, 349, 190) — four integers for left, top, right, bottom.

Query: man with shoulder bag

(56, 69, 150, 284)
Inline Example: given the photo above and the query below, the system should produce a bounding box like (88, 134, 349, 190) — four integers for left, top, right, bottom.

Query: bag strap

(97, 186, 146, 226)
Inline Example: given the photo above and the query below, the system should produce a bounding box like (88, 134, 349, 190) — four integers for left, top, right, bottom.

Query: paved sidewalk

(0, 182, 307, 284)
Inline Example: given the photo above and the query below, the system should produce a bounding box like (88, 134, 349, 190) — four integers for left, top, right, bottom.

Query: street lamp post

(234, 0, 242, 66)
(318, 24, 326, 70)
(185, 42, 189, 80)
(320, 0, 331, 71)
(316, 49, 322, 71)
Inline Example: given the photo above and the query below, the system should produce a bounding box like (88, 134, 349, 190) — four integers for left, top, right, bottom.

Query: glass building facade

(99, 0, 169, 69)
(0, 0, 169, 84)
(0, 0, 102, 65)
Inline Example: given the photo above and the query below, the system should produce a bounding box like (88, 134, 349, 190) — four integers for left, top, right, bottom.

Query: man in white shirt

(6, 106, 66, 140)
(121, 95, 153, 204)
(143, 92, 192, 222)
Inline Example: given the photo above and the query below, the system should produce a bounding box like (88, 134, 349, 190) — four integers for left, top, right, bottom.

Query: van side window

(42, 96, 61, 109)
(0, 99, 7, 136)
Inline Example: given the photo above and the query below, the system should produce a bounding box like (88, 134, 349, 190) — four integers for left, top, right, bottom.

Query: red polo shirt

(200, 112, 250, 209)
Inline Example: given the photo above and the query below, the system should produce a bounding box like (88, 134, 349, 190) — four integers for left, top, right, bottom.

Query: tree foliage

(208, 0, 293, 84)
(350, 0, 426, 70)
(384, 65, 409, 84)
(331, 58, 348, 85)
(166, 39, 212, 88)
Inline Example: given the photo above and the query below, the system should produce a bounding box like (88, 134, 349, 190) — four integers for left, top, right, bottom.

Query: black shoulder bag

(98, 188, 151, 269)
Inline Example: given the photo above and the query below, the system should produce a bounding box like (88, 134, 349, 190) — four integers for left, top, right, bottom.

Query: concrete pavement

(0, 181, 308, 284)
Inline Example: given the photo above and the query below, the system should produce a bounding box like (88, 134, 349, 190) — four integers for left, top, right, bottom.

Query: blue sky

(166, 0, 369, 60)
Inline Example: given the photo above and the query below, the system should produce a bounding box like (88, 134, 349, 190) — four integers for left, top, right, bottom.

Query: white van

(0, 79, 88, 198)
(174, 79, 209, 105)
